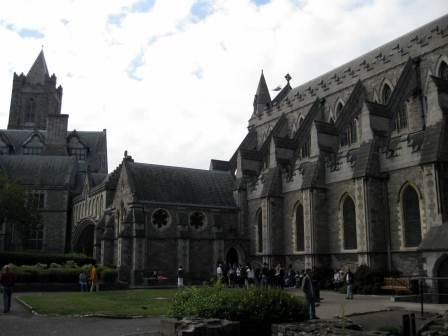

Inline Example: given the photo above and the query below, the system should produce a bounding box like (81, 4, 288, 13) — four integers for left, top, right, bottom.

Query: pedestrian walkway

(290, 289, 448, 319)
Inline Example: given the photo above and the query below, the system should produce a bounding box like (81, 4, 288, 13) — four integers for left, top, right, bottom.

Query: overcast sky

(0, 0, 447, 171)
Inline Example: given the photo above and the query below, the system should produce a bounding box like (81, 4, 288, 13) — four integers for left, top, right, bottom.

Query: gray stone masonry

(272, 319, 394, 336)
(160, 318, 240, 336)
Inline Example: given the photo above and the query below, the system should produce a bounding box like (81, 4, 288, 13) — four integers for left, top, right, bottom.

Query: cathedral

(2, 14, 448, 288)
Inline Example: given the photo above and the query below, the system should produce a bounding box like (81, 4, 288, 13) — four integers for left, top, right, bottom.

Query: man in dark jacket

(302, 268, 318, 319)
(1, 265, 16, 313)
(345, 268, 354, 299)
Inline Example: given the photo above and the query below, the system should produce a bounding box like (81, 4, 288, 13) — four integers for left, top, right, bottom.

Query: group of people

(78, 264, 99, 292)
(215, 263, 311, 289)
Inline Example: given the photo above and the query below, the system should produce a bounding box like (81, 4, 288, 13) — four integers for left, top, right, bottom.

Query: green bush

(0, 252, 94, 267)
(7, 262, 118, 284)
(99, 267, 118, 283)
(312, 266, 334, 289)
(354, 265, 385, 295)
(168, 285, 306, 331)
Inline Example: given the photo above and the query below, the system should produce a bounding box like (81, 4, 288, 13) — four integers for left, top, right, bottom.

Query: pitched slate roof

(260, 167, 282, 197)
(0, 155, 75, 187)
(353, 141, 379, 178)
(420, 119, 448, 164)
(27, 50, 49, 84)
(418, 224, 448, 251)
(126, 162, 237, 208)
(253, 15, 448, 120)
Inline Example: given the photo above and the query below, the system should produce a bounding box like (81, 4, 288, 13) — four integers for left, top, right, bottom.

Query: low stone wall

(272, 319, 394, 336)
(160, 318, 240, 336)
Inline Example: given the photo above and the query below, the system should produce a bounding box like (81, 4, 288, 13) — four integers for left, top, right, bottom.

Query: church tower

(7, 50, 63, 130)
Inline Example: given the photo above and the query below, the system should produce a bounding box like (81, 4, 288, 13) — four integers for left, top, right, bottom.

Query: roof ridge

(130, 161, 231, 174)
(288, 14, 448, 97)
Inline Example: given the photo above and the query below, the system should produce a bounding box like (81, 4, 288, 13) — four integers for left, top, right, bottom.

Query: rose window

(152, 209, 170, 229)
(190, 211, 206, 230)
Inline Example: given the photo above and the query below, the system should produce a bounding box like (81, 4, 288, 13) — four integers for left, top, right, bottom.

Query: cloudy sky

(0, 0, 447, 171)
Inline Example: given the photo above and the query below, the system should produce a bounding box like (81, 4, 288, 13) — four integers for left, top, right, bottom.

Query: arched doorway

(436, 256, 448, 303)
(72, 219, 96, 257)
(226, 248, 239, 267)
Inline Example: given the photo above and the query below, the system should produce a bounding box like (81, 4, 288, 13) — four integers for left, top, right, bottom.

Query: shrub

(99, 267, 118, 283)
(37, 269, 79, 283)
(0, 252, 94, 267)
(168, 285, 306, 335)
(312, 267, 334, 289)
(354, 265, 385, 295)
(63, 260, 79, 268)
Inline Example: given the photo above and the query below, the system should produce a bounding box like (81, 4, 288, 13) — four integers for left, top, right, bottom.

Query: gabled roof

(0, 155, 76, 187)
(27, 50, 49, 84)
(125, 162, 237, 208)
(334, 80, 366, 130)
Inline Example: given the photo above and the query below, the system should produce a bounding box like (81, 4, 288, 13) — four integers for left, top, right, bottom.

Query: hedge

(168, 285, 306, 336)
(0, 252, 94, 267)
(9, 263, 117, 284)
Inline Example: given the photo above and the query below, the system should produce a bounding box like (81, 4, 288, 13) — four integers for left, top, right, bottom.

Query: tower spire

(253, 70, 271, 116)
(27, 50, 49, 84)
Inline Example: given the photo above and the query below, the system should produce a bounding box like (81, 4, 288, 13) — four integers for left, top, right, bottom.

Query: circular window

(152, 209, 171, 229)
(189, 211, 206, 230)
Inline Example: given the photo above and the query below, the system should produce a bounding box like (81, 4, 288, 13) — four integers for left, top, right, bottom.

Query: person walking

(89, 264, 99, 292)
(345, 268, 354, 299)
(79, 271, 87, 292)
(216, 263, 223, 283)
(261, 263, 269, 288)
(0, 265, 16, 313)
(302, 268, 318, 320)
(177, 265, 184, 288)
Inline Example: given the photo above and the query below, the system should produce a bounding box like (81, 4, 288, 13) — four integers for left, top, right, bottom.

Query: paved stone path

(291, 289, 448, 319)
(1, 290, 447, 335)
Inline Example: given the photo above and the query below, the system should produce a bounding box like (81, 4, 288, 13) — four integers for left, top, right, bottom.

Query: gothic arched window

(439, 61, 448, 80)
(402, 185, 422, 247)
(257, 209, 263, 253)
(295, 203, 305, 252)
(382, 83, 392, 105)
(25, 98, 36, 123)
(342, 196, 357, 250)
(336, 102, 344, 119)
(394, 104, 408, 131)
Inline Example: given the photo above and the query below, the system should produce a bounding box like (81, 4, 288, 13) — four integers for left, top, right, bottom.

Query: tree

(0, 173, 41, 250)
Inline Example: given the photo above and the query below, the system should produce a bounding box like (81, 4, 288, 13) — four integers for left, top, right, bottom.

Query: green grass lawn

(17, 289, 178, 317)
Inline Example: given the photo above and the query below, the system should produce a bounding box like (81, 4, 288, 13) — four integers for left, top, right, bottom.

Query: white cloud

(0, 0, 446, 170)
